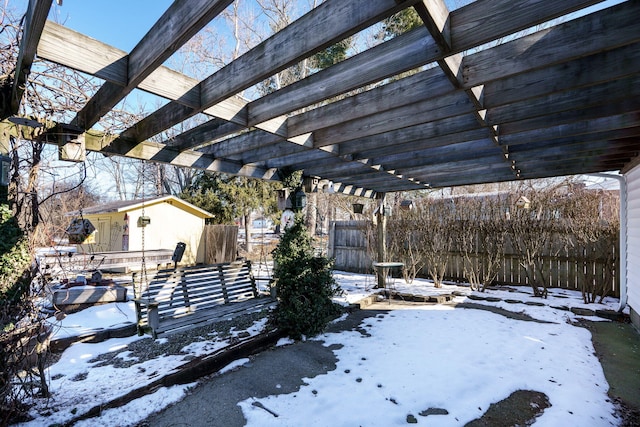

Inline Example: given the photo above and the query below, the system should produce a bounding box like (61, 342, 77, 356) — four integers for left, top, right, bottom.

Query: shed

(67, 195, 213, 265)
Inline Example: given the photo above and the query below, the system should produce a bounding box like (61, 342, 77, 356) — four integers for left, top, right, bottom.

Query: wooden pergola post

(376, 192, 386, 289)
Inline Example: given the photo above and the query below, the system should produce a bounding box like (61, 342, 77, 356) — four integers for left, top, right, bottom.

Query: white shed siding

(76, 197, 209, 265)
(626, 164, 640, 328)
(127, 202, 205, 264)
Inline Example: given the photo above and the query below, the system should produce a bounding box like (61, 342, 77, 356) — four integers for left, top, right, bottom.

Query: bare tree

(387, 203, 427, 283)
(455, 195, 508, 291)
(562, 186, 619, 303)
(416, 198, 454, 288)
(0, 3, 121, 417)
(34, 172, 100, 245)
(505, 181, 571, 298)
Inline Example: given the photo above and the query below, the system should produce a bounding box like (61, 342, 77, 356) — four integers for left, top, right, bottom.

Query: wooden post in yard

(376, 192, 387, 289)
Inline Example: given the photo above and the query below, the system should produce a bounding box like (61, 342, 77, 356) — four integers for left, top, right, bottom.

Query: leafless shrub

(454, 196, 507, 292)
(561, 186, 619, 303)
(387, 204, 426, 283)
(415, 198, 454, 288)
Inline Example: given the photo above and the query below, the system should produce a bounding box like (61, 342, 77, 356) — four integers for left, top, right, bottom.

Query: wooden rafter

(3, 0, 52, 118)
(4, 0, 639, 194)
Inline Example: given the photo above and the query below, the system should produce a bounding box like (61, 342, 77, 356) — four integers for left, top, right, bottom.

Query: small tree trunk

(244, 212, 252, 253)
(305, 191, 317, 236)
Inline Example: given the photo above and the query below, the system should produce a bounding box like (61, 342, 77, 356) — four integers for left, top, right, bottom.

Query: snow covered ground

(17, 271, 625, 426)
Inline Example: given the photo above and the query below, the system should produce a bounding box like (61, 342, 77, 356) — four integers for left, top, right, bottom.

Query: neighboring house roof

(67, 195, 214, 219)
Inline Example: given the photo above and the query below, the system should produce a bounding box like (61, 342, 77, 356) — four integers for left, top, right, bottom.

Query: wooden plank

(308, 3, 636, 181)
(451, 0, 603, 53)
(255, 147, 337, 170)
(287, 67, 450, 137)
(203, 0, 414, 119)
(312, 113, 636, 186)
(498, 100, 640, 137)
(306, 6, 640, 166)
(80, 130, 279, 180)
(72, 0, 234, 129)
(204, 225, 239, 264)
(38, 21, 129, 86)
(462, 2, 640, 88)
(235, 141, 313, 165)
(508, 128, 640, 155)
(483, 43, 640, 109)
(155, 298, 275, 336)
(369, 139, 498, 171)
(510, 140, 640, 164)
(295, 158, 383, 179)
(249, 0, 612, 131)
(499, 111, 640, 147)
(264, 20, 640, 179)
(37, 21, 249, 126)
(360, 129, 491, 162)
(167, 119, 245, 151)
(313, 91, 474, 147)
(52, 286, 127, 305)
(123, 0, 413, 142)
(423, 170, 521, 188)
(333, 114, 481, 154)
(247, 25, 438, 127)
(198, 130, 285, 158)
(8, 0, 53, 116)
(486, 74, 640, 127)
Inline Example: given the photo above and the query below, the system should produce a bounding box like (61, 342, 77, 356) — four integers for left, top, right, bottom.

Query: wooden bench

(133, 261, 275, 338)
(39, 249, 174, 276)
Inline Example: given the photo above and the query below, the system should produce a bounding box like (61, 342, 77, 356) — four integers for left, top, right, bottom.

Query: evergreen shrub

(271, 215, 341, 339)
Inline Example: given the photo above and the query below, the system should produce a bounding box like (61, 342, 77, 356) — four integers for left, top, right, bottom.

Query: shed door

(95, 218, 111, 252)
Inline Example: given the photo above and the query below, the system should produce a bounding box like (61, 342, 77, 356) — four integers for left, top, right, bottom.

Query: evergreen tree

(180, 172, 281, 252)
(180, 173, 236, 224)
(271, 214, 341, 339)
(378, 8, 423, 41)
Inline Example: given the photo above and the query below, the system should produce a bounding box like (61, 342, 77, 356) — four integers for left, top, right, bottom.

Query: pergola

(1, 0, 639, 197)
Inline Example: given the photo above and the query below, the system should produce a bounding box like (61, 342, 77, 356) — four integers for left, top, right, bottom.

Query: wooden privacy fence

(328, 221, 371, 274)
(204, 225, 238, 264)
(328, 221, 620, 297)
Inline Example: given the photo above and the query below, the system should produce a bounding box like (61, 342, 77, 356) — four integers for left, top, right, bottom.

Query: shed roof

(69, 195, 214, 219)
(2, 0, 639, 197)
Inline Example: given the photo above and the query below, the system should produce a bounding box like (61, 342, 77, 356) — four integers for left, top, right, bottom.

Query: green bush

(271, 214, 341, 339)
(0, 204, 30, 306)
(1, 204, 38, 424)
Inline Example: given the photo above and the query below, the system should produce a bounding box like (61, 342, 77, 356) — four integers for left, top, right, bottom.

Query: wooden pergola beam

(4, 0, 52, 118)
(37, 21, 249, 125)
(117, 0, 414, 142)
(250, 0, 609, 132)
(71, 0, 235, 129)
(0, 119, 277, 180)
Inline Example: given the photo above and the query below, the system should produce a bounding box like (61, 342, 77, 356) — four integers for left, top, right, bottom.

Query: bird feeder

(57, 124, 86, 162)
(400, 200, 414, 210)
(293, 188, 307, 211)
(0, 154, 9, 186)
(516, 196, 531, 209)
(66, 218, 96, 244)
(276, 188, 292, 210)
(137, 216, 151, 227)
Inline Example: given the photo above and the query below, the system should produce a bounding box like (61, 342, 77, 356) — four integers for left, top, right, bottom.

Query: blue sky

(48, 0, 173, 51)
(34, 0, 625, 58)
